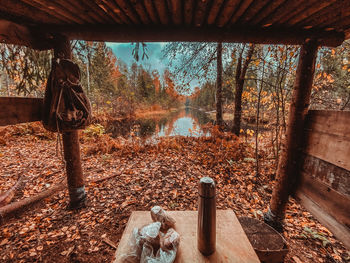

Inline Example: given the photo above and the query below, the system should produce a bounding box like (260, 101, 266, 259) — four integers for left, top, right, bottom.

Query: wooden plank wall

(0, 97, 43, 126)
(296, 110, 350, 249)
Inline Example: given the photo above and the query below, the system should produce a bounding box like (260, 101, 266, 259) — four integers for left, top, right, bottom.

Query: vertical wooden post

(54, 35, 86, 209)
(264, 40, 319, 230)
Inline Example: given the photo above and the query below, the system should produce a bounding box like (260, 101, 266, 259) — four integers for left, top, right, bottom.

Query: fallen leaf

(36, 245, 43, 251)
(293, 256, 303, 263)
(0, 239, 8, 246)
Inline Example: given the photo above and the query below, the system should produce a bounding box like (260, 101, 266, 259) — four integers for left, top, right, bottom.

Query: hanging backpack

(42, 58, 91, 132)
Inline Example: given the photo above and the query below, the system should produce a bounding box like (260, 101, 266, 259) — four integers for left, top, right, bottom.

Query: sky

(106, 42, 169, 75)
(106, 42, 201, 94)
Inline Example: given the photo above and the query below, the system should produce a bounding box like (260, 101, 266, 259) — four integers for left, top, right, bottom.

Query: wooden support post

(53, 35, 86, 209)
(264, 40, 319, 230)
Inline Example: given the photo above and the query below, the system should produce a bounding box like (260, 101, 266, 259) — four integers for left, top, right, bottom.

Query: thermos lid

(199, 177, 215, 198)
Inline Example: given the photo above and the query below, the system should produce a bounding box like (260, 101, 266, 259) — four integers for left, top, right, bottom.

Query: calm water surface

(105, 107, 212, 139)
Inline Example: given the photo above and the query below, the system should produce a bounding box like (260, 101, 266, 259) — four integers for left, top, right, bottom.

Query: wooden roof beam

(42, 25, 345, 47)
(0, 19, 53, 50)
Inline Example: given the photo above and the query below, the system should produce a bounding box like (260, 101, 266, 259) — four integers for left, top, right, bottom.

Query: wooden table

(114, 210, 260, 263)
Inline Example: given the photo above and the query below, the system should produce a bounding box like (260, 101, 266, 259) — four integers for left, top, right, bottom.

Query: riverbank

(135, 105, 179, 119)
(207, 111, 234, 122)
(0, 125, 348, 263)
(94, 106, 211, 139)
(92, 104, 178, 123)
(91, 105, 182, 139)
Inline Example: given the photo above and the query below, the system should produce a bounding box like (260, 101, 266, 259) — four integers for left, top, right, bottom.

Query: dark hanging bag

(42, 58, 91, 132)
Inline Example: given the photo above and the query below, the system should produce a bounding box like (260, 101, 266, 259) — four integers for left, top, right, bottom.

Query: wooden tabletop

(114, 210, 260, 263)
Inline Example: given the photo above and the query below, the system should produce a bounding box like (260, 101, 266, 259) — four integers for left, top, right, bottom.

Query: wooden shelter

(0, 0, 349, 249)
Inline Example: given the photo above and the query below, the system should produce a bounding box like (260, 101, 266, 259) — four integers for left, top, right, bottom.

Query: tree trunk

(216, 42, 223, 127)
(264, 40, 319, 230)
(232, 78, 244, 136)
(0, 177, 24, 207)
(6, 73, 10, 96)
(54, 35, 86, 209)
(0, 174, 121, 221)
(232, 44, 255, 136)
(255, 61, 266, 177)
(0, 182, 66, 222)
(86, 58, 90, 95)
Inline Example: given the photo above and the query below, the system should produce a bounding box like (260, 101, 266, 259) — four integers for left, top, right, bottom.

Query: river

(105, 107, 212, 140)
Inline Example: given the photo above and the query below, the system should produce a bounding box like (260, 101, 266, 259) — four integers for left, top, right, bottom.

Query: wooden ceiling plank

(45, 24, 345, 47)
(193, 0, 210, 26)
(286, 0, 337, 26)
(73, 4, 102, 24)
(36, 0, 96, 24)
(129, 0, 151, 24)
(103, 0, 134, 24)
(68, 0, 108, 23)
(295, 2, 342, 29)
(238, 0, 270, 24)
(215, 0, 241, 27)
(260, 0, 303, 26)
(207, 0, 225, 25)
(143, 0, 160, 24)
(22, 0, 85, 24)
(0, 0, 349, 44)
(154, 0, 170, 25)
(318, 5, 350, 28)
(323, 15, 350, 31)
(42, 0, 99, 24)
(0, 0, 65, 25)
(115, 0, 141, 24)
(58, 0, 98, 24)
(229, 0, 254, 25)
(94, 0, 124, 24)
(276, 0, 320, 25)
(184, 0, 195, 25)
(169, 0, 182, 25)
(249, 0, 285, 26)
(84, 0, 117, 24)
(72, 0, 113, 24)
(0, 10, 36, 26)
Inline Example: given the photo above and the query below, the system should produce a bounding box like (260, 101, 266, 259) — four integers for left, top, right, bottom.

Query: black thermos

(197, 177, 216, 255)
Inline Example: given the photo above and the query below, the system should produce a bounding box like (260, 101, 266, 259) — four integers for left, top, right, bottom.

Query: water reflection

(105, 107, 212, 139)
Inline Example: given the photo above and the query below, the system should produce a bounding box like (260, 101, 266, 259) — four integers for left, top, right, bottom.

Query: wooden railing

(0, 97, 43, 126)
(296, 110, 350, 249)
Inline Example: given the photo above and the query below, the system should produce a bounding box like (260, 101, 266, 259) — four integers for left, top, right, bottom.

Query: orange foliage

(152, 70, 161, 93)
(163, 69, 179, 100)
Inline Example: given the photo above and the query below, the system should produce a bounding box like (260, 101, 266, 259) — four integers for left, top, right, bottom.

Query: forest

(1, 39, 350, 263)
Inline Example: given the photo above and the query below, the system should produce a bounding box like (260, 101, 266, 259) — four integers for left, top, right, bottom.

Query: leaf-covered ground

(0, 123, 349, 263)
